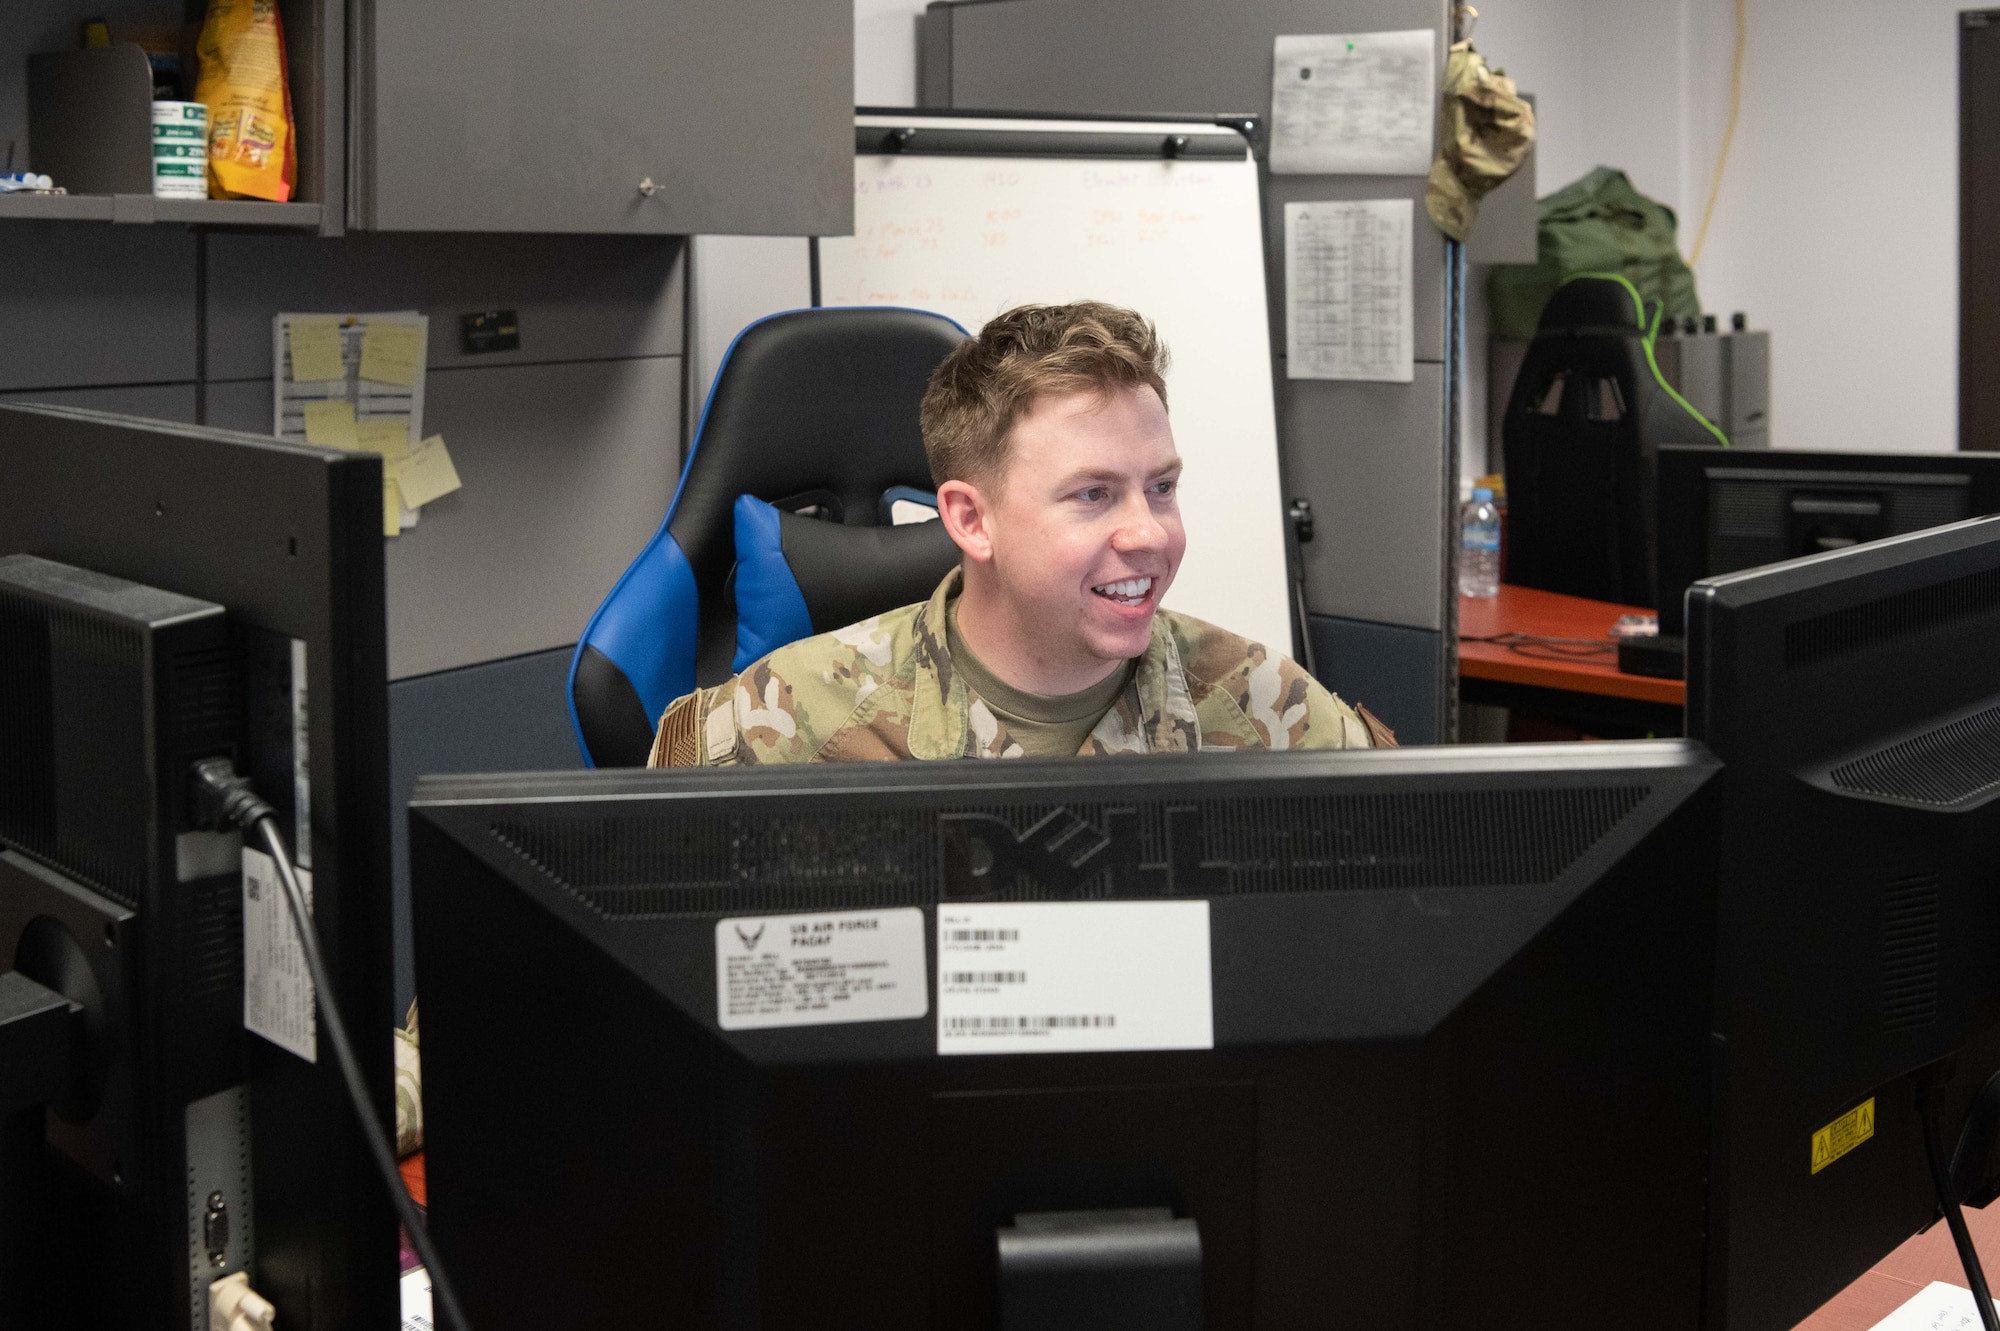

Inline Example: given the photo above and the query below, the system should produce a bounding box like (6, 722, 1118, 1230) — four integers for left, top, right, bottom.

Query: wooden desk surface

(1798, 1197, 2000, 1329)
(1458, 584, 1686, 707)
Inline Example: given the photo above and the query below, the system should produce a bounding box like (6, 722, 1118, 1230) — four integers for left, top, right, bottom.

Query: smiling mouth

(1091, 576, 1154, 607)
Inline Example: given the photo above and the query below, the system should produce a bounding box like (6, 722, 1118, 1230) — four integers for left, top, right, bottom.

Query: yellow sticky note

(359, 321, 424, 388)
(289, 318, 345, 383)
(383, 475, 403, 537)
(393, 435, 462, 508)
(356, 418, 412, 461)
(302, 399, 358, 449)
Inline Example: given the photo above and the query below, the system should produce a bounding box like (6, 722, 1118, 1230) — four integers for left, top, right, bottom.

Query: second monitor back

(1656, 444, 2000, 632)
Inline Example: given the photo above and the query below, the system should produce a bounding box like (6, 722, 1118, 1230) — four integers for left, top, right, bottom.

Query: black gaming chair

(568, 307, 967, 767)
(1501, 274, 1727, 606)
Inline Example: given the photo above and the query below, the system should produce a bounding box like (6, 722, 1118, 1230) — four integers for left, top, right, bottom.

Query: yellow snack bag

(194, 0, 295, 202)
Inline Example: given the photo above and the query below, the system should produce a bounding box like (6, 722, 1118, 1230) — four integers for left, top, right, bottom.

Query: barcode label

(243, 848, 316, 1063)
(943, 1015, 1114, 1031)
(936, 902, 1212, 1057)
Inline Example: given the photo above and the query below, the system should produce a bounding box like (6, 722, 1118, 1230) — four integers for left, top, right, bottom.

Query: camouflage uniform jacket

(649, 570, 1390, 766)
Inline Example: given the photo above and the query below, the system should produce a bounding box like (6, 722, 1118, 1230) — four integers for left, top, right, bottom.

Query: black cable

(1918, 1075, 2000, 1331)
(1951, 1068, 2000, 1206)
(191, 759, 472, 1331)
(1462, 631, 1618, 661)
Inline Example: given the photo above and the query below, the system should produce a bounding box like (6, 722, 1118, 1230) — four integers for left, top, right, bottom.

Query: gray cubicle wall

(0, 220, 686, 1009)
(197, 231, 685, 680)
(0, 222, 200, 403)
(922, 0, 1458, 741)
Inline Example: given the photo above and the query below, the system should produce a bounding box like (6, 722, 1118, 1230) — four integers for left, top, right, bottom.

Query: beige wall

(1478, 0, 1963, 457)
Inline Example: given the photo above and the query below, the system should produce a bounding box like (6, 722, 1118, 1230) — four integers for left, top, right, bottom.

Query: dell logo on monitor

(938, 806, 1225, 901)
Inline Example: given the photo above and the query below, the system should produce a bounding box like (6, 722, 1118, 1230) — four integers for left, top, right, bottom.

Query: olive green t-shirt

(946, 602, 1135, 757)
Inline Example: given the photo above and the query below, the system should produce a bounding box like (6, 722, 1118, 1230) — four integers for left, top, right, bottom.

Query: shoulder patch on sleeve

(1355, 702, 1398, 749)
(649, 690, 706, 768)
(705, 686, 739, 764)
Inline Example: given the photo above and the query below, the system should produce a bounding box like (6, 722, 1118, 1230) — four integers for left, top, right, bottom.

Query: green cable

(1567, 270, 1731, 448)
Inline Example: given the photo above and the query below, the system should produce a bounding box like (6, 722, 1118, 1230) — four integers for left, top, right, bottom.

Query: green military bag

(1488, 166, 1701, 338)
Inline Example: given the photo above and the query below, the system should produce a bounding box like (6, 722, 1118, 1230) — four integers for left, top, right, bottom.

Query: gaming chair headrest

(1533, 276, 1649, 340)
(569, 306, 968, 769)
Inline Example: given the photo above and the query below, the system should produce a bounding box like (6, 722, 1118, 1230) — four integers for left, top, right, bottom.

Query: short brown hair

(919, 301, 1169, 486)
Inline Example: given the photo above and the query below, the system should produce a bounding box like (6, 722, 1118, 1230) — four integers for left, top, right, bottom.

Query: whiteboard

(819, 114, 1293, 656)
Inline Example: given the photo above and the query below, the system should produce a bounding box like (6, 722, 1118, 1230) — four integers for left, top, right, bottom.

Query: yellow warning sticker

(1811, 1098, 1876, 1175)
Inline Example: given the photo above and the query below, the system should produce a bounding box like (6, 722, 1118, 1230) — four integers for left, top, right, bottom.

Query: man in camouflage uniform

(650, 301, 1393, 767)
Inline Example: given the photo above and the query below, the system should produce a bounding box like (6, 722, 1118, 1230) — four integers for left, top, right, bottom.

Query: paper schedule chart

(1284, 199, 1414, 383)
(275, 312, 460, 536)
(1270, 30, 1436, 176)
(274, 311, 429, 437)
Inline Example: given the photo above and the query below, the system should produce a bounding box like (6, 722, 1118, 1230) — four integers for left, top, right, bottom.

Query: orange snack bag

(194, 0, 295, 202)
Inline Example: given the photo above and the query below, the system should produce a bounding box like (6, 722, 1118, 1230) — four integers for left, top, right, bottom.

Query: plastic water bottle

(1459, 487, 1501, 598)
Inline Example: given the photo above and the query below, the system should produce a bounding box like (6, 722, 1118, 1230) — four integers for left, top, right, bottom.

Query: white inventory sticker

(715, 908, 929, 1030)
(242, 846, 316, 1062)
(400, 1266, 434, 1331)
(937, 901, 1214, 1056)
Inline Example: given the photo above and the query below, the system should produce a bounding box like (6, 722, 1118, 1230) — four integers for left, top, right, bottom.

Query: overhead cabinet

(350, 0, 853, 235)
(0, 0, 341, 231)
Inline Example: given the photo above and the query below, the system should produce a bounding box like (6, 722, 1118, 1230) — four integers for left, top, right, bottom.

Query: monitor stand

(997, 1208, 1203, 1331)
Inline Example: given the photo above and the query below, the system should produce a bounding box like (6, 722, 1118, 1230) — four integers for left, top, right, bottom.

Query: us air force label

(715, 908, 929, 1031)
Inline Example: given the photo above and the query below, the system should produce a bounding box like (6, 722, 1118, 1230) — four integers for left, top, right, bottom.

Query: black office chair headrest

(1533, 276, 1649, 340)
(672, 307, 967, 684)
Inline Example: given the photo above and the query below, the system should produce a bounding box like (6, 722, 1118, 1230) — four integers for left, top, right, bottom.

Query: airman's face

(960, 384, 1186, 672)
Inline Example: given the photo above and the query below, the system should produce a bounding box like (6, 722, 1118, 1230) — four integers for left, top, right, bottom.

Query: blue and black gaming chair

(568, 307, 967, 767)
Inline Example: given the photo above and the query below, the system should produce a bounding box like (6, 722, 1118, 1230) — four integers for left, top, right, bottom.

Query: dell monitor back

(412, 743, 1720, 1329)
(0, 404, 398, 1330)
(1658, 444, 2000, 633)
(1688, 514, 2000, 1331)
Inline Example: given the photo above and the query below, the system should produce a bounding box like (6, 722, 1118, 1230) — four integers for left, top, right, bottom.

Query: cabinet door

(354, 0, 852, 235)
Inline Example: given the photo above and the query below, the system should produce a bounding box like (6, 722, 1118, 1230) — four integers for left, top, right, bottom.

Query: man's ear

(936, 478, 994, 564)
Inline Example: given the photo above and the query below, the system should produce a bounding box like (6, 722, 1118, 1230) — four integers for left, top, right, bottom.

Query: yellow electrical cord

(1690, 0, 1747, 268)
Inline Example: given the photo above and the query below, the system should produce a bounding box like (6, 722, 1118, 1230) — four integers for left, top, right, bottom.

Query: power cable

(1918, 1073, 2000, 1331)
(192, 758, 472, 1331)
(1690, 0, 1748, 269)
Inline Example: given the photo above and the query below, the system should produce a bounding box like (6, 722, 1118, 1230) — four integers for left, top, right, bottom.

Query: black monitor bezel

(0, 403, 398, 1331)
